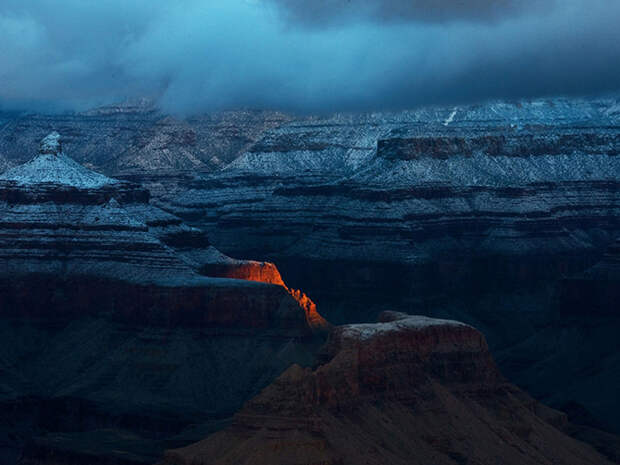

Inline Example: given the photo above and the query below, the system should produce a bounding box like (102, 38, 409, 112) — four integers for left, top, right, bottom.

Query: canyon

(0, 96, 619, 463)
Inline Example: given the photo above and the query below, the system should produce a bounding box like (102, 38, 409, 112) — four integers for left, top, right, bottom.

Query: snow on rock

(38, 131, 62, 155)
(443, 108, 458, 126)
(0, 133, 318, 335)
(0, 133, 118, 188)
(339, 311, 470, 341)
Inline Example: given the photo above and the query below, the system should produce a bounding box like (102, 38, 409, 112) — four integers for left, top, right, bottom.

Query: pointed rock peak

(39, 132, 62, 155)
(0, 135, 118, 188)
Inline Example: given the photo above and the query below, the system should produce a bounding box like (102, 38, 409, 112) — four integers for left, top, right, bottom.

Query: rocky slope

(162, 312, 616, 465)
(0, 133, 325, 464)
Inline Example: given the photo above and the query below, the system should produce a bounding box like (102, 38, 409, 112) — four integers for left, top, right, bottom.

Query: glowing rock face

(198, 253, 329, 331)
(288, 288, 328, 331)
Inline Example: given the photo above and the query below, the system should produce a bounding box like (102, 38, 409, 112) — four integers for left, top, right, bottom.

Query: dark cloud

(267, 0, 551, 25)
(0, 0, 619, 114)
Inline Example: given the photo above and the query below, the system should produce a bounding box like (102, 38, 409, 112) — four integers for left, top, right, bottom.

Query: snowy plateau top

(0, 132, 118, 188)
(339, 312, 472, 341)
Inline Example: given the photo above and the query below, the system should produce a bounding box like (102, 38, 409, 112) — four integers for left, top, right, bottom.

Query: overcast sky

(1, 0, 619, 113)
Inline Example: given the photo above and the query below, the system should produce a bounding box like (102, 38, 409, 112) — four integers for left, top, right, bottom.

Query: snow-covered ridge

(223, 95, 620, 176)
(0, 152, 118, 188)
(0, 133, 118, 188)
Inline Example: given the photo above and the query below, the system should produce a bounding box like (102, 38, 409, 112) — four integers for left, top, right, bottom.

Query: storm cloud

(267, 0, 552, 25)
(0, 0, 619, 113)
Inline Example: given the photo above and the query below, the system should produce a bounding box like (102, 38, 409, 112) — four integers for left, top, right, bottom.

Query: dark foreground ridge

(162, 312, 616, 465)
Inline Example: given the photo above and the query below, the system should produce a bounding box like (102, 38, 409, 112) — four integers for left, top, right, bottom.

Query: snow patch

(443, 108, 458, 126)
(605, 102, 620, 116)
(39, 132, 62, 155)
(0, 153, 118, 188)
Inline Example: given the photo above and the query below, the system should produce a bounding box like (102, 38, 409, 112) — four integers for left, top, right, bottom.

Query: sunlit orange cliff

(197, 247, 329, 331)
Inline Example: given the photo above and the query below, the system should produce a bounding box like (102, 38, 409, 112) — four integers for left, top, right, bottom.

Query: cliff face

(378, 132, 620, 160)
(162, 312, 614, 465)
(195, 247, 328, 331)
(0, 134, 325, 464)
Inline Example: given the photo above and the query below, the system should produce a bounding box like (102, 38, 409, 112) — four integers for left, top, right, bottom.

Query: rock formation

(0, 132, 326, 329)
(0, 133, 325, 464)
(196, 246, 328, 331)
(169, 99, 620, 269)
(162, 312, 615, 465)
